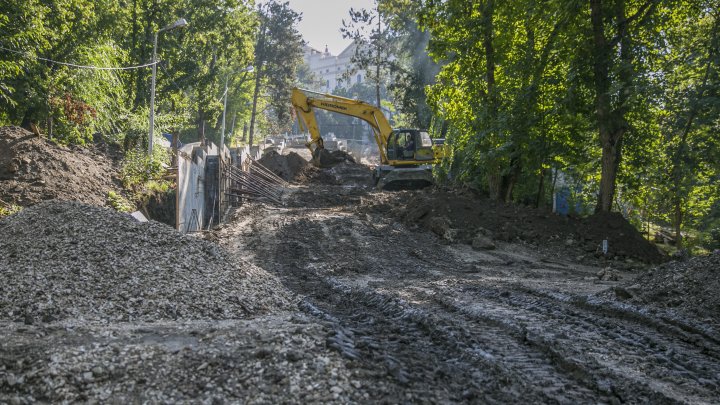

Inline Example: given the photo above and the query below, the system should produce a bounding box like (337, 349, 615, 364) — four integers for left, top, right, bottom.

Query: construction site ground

(2, 141, 720, 403)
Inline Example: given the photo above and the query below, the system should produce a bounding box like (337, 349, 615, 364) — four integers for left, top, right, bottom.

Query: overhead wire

(0, 45, 157, 70)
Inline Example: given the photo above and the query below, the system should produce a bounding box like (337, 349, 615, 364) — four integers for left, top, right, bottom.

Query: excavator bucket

(374, 165, 434, 190)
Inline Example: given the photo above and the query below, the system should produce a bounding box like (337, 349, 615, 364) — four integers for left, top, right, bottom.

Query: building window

(326, 69, 330, 73)
(357, 74, 362, 84)
(326, 79, 330, 88)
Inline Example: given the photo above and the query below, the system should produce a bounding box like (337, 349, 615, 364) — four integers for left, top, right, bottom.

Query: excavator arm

(291, 88, 393, 165)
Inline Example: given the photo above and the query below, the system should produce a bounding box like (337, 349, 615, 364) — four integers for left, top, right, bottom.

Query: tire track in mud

(220, 186, 720, 404)
(243, 209, 613, 402)
(293, 271, 607, 403)
(427, 286, 720, 404)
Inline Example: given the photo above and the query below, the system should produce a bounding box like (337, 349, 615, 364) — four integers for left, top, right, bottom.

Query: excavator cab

(386, 130, 435, 163)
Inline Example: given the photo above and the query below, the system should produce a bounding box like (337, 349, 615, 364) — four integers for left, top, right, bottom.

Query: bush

(120, 147, 170, 190)
(0, 201, 21, 218)
(106, 191, 135, 213)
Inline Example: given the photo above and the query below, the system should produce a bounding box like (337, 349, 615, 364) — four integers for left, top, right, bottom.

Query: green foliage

(408, 0, 719, 248)
(106, 191, 135, 213)
(120, 147, 170, 190)
(249, 0, 304, 141)
(0, 0, 258, 148)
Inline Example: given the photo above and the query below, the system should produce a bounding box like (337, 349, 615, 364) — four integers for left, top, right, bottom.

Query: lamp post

(220, 65, 253, 150)
(149, 17, 188, 156)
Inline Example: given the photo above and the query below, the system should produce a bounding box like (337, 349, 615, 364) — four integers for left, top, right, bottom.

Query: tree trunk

(536, 167, 547, 208)
(674, 199, 683, 247)
(481, 0, 503, 200)
(591, 0, 629, 213)
(596, 131, 623, 212)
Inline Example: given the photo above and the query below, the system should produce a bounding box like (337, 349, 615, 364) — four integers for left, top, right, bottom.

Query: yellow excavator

(291, 87, 445, 189)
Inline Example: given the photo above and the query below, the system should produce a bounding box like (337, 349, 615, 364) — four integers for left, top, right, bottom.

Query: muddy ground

(2, 148, 719, 403)
(213, 155, 719, 403)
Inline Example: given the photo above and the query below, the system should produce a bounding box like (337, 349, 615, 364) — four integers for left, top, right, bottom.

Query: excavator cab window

(388, 130, 419, 161)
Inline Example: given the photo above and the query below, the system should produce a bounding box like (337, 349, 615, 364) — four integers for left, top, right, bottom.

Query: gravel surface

(1, 315, 365, 404)
(0, 200, 294, 324)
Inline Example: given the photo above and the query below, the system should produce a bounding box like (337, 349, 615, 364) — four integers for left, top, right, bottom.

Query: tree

(587, 0, 662, 212)
(420, 0, 580, 202)
(248, 0, 304, 145)
(341, 0, 398, 108)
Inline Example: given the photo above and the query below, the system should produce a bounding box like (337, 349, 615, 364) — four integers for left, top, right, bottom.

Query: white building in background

(303, 42, 366, 92)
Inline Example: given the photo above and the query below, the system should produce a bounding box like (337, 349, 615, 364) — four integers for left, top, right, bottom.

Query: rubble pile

(0, 126, 122, 207)
(0, 201, 294, 323)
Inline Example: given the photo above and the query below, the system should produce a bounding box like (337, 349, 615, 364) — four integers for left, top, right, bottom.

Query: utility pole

(149, 18, 187, 156)
(220, 74, 229, 150)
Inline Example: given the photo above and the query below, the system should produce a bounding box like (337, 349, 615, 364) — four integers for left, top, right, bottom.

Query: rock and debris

(0, 126, 123, 207)
(0, 200, 294, 323)
(314, 149, 355, 167)
(605, 252, 720, 326)
(1, 316, 367, 403)
(211, 175, 720, 403)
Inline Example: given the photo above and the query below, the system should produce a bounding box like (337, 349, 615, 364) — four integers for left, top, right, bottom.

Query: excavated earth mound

(315, 149, 355, 167)
(365, 188, 666, 264)
(0, 126, 123, 207)
(300, 160, 374, 187)
(257, 150, 310, 182)
(609, 253, 720, 324)
(0, 201, 294, 323)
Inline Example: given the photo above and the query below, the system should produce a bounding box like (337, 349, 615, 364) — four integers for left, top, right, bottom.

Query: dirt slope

(606, 253, 720, 325)
(2, 153, 716, 403)
(359, 187, 667, 264)
(0, 126, 122, 207)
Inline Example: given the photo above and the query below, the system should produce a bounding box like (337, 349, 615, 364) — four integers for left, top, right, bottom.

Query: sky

(260, 0, 375, 55)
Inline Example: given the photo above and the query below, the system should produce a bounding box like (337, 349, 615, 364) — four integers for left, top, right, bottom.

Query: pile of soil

(579, 211, 664, 265)
(0, 200, 294, 323)
(610, 253, 720, 324)
(0, 126, 123, 207)
(257, 150, 311, 182)
(315, 149, 355, 167)
(364, 188, 666, 264)
(298, 161, 374, 187)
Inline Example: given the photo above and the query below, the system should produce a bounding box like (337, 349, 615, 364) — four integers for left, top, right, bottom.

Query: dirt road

(215, 160, 720, 404)
(2, 149, 718, 403)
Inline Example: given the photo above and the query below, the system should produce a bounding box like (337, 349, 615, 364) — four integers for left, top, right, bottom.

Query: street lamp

(149, 18, 188, 156)
(220, 65, 254, 150)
